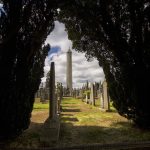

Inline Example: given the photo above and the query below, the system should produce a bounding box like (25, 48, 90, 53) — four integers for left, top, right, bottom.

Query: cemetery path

(31, 110, 49, 123)
(57, 98, 150, 149)
(2, 98, 150, 149)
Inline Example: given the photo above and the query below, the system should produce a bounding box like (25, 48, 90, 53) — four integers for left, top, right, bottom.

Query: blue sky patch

(48, 46, 61, 60)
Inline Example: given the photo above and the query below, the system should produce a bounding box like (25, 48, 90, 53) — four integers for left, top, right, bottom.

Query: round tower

(66, 48, 72, 96)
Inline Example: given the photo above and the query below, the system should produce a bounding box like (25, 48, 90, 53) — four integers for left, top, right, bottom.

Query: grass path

(58, 98, 150, 147)
(3, 97, 150, 148)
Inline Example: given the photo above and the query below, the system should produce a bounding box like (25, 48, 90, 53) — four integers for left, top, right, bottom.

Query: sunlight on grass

(33, 103, 49, 110)
(60, 97, 150, 146)
(5, 97, 150, 149)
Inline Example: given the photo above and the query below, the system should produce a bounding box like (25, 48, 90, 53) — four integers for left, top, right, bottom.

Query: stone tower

(66, 48, 72, 96)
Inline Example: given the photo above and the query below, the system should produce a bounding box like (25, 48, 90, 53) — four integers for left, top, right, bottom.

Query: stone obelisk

(66, 48, 72, 96)
(49, 62, 57, 119)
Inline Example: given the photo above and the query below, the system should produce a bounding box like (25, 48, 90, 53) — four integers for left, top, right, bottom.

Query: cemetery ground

(1, 98, 150, 149)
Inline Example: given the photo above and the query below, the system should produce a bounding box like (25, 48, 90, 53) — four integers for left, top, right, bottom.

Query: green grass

(60, 98, 150, 146)
(2, 97, 150, 149)
(33, 103, 49, 110)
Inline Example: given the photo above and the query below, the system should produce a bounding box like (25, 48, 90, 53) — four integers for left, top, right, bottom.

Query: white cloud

(45, 21, 72, 52)
(43, 21, 104, 88)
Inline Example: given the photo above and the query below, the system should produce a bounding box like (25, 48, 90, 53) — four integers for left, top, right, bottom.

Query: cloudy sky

(42, 21, 104, 88)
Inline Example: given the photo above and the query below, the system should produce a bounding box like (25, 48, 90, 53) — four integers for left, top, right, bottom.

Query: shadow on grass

(62, 97, 75, 101)
(62, 108, 81, 112)
(61, 114, 74, 117)
(110, 121, 133, 128)
(62, 117, 79, 122)
(60, 121, 150, 149)
(1, 121, 150, 149)
(0, 122, 45, 149)
(62, 102, 78, 104)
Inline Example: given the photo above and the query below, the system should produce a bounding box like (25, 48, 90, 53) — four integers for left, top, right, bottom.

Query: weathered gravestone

(90, 83, 95, 106)
(100, 80, 110, 111)
(40, 62, 60, 145)
(85, 93, 89, 104)
(56, 82, 63, 114)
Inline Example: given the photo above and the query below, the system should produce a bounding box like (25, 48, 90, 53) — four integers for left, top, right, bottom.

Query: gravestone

(56, 82, 62, 114)
(90, 83, 95, 106)
(86, 80, 89, 90)
(100, 80, 110, 111)
(60, 83, 63, 102)
(85, 93, 88, 104)
(99, 81, 102, 107)
(40, 62, 60, 144)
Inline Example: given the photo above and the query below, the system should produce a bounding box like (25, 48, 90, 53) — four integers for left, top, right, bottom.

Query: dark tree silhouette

(0, 0, 150, 140)
(57, 0, 150, 128)
(0, 0, 56, 138)
(45, 71, 50, 89)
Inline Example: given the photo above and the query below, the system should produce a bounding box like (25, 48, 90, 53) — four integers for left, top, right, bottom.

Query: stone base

(40, 116, 60, 146)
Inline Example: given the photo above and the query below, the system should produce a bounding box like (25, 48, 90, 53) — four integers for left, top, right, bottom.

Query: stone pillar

(100, 93, 104, 109)
(80, 89, 84, 101)
(101, 80, 110, 111)
(86, 80, 89, 90)
(99, 81, 103, 108)
(56, 82, 62, 115)
(66, 49, 72, 96)
(86, 93, 88, 104)
(40, 63, 60, 144)
(90, 83, 95, 106)
(49, 62, 57, 119)
(60, 83, 63, 102)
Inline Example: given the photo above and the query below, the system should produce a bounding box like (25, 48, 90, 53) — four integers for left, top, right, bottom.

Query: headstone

(56, 82, 62, 114)
(85, 93, 88, 104)
(40, 62, 60, 144)
(90, 83, 95, 106)
(60, 83, 63, 102)
(100, 80, 110, 111)
(86, 80, 89, 90)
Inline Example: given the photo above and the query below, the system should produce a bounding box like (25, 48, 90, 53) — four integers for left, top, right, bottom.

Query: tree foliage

(0, 0, 150, 140)
(57, 0, 150, 128)
(0, 0, 56, 138)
